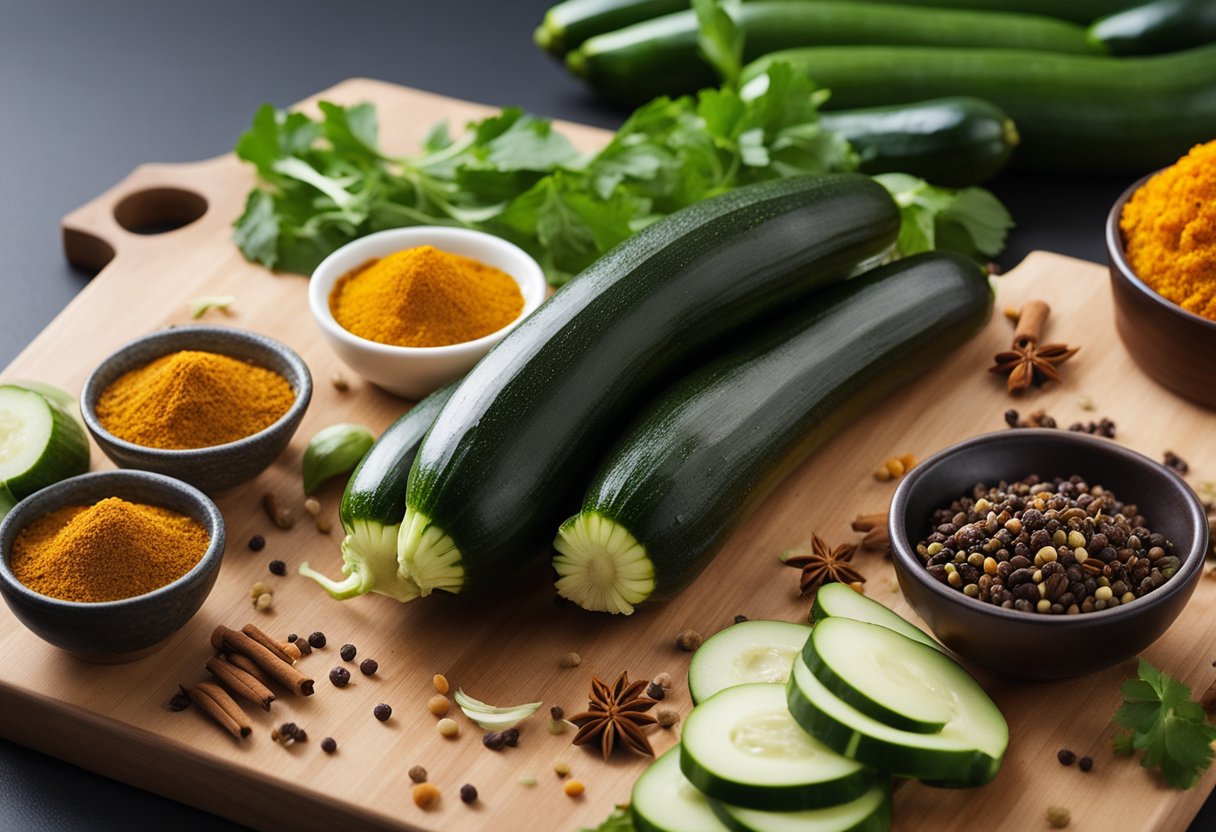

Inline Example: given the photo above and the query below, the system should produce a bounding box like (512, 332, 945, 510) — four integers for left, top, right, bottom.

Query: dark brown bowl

(889, 429, 1208, 681)
(1107, 172, 1216, 410)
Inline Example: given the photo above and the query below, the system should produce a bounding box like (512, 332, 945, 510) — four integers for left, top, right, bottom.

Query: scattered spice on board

(1046, 806, 1071, 829)
(780, 535, 865, 596)
(340, 643, 357, 662)
(1120, 140, 1216, 321)
(459, 784, 478, 804)
(873, 453, 916, 482)
(657, 708, 680, 729)
(560, 651, 582, 668)
(645, 681, 666, 701)
(360, 658, 378, 676)
(168, 685, 192, 712)
(96, 350, 294, 449)
(433, 674, 449, 694)
(308, 631, 327, 648)
(374, 703, 392, 722)
(915, 476, 1179, 615)
(321, 737, 337, 754)
(675, 629, 702, 652)
(10, 498, 208, 602)
(1078, 756, 1093, 772)
(989, 300, 1078, 394)
(652, 672, 673, 690)
(1163, 451, 1190, 476)
(329, 667, 351, 688)
(1068, 418, 1116, 439)
(271, 722, 307, 745)
(1057, 748, 1076, 766)
(268, 559, 286, 576)
(329, 245, 525, 347)
(553, 761, 572, 777)
(1003, 408, 1056, 429)
(262, 492, 295, 530)
(248, 534, 265, 552)
(428, 695, 450, 716)
(329, 372, 350, 392)
(570, 672, 658, 761)
(254, 592, 273, 611)
(851, 513, 890, 553)
(412, 782, 440, 809)
(408, 765, 428, 783)
(437, 718, 459, 738)
(483, 731, 506, 751)
(564, 780, 586, 798)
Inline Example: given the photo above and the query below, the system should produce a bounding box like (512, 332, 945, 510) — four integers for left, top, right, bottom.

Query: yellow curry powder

(96, 350, 295, 450)
(11, 497, 209, 602)
(329, 245, 525, 347)
(1120, 140, 1216, 321)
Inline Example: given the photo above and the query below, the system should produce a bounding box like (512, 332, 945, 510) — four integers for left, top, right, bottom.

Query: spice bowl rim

(78, 324, 312, 458)
(1106, 170, 1216, 335)
(307, 225, 548, 358)
(0, 469, 225, 611)
(888, 428, 1209, 628)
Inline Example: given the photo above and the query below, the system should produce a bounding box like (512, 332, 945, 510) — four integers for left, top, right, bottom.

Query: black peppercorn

(248, 535, 265, 552)
(482, 731, 505, 750)
(329, 667, 351, 688)
(374, 703, 392, 722)
(321, 737, 337, 754)
(294, 637, 312, 656)
(646, 682, 666, 700)
(460, 784, 478, 804)
(168, 686, 191, 712)
(308, 632, 327, 648)
(360, 658, 379, 676)
(550, 705, 565, 720)
(1079, 756, 1093, 772)
(733, 614, 748, 624)
(502, 727, 520, 747)
(1004, 409, 1020, 428)
(1057, 748, 1076, 766)
(268, 560, 286, 576)
(286, 633, 297, 643)
(340, 643, 357, 662)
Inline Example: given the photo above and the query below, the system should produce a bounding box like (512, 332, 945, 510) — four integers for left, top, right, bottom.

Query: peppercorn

(502, 727, 520, 747)
(168, 686, 191, 712)
(1164, 451, 1189, 475)
(1079, 756, 1093, 772)
(248, 535, 266, 552)
(1057, 748, 1075, 766)
(408, 765, 428, 783)
(657, 708, 680, 728)
(329, 667, 351, 688)
(340, 643, 356, 662)
(550, 705, 565, 720)
(374, 703, 392, 722)
(646, 681, 665, 700)
(412, 782, 440, 809)
(1004, 409, 1020, 428)
(268, 560, 286, 576)
(460, 784, 478, 804)
(483, 731, 505, 750)
(1046, 806, 1070, 828)
(294, 637, 312, 656)
(308, 631, 327, 648)
(286, 633, 297, 643)
(360, 658, 378, 676)
(676, 629, 703, 652)
(733, 614, 748, 623)
(428, 695, 450, 716)
(560, 651, 581, 668)
(320, 737, 337, 754)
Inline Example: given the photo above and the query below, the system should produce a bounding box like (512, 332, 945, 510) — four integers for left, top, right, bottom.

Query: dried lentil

(428, 695, 450, 716)
(408, 765, 428, 783)
(437, 718, 459, 737)
(433, 673, 449, 694)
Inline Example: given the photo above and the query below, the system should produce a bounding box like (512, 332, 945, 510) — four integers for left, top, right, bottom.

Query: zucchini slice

(810, 583, 940, 652)
(688, 620, 811, 704)
(708, 782, 891, 832)
(681, 684, 873, 812)
(0, 385, 90, 500)
(632, 747, 731, 832)
(554, 252, 990, 613)
(787, 653, 1007, 786)
(401, 175, 899, 599)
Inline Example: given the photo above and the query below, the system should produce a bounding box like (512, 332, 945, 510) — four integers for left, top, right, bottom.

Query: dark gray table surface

(0, 1, 1211, 830)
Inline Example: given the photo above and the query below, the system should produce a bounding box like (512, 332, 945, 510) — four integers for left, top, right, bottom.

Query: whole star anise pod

(989, 300, 1078, 394)
(780, 534, 865, 595)
(569, 672, 657, 761)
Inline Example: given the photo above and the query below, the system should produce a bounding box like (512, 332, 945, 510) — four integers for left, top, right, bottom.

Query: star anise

(569, 672, 657, 761)
(989, 342, 1079, 394)
(780, 534, 865, 595)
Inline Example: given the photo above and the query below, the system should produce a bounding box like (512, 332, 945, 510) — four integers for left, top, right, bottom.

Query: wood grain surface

(0, 78, 1213, 832)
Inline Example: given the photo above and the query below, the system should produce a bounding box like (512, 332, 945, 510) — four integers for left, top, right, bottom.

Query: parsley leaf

(1113, 659, 1216, 789)
(693, 0, 743, 88)
(579, 806, 635, 832)
(874, 173, 1013, 259)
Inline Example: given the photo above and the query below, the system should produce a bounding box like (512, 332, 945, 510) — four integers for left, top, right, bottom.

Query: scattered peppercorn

(1067, 418, 1116, 439)
(308, 631, 327, 648)
(1046, 806, 1071, 828)
(408, 765, 428, 783)
(428, 695, 450, 716)
(329, 667, 351, 688)
(460, 784, 478, 804)
(676, 629, 703, 652)
(1078, 756, 1093, 772)
(286, 632, 297, 643)
(560, 651, 581, 668)
(1003, 409, 1020, 428)
(360, 658, 379, 676)
(733, 614, 748, 624)
(550, 705, 565, 720)
(433, 673, 449, 694)
(321, 736, 337, 754)
(268, 560, 286, 576)
(502, 727, 520, 747)
(374, 703, 392, 722)
(646, 681, 666, 701)
(168, 685, 191, 712)
(294, 637, 312, 656)
(483, 731, 505, 750)
(339, 643, 356, 661)
(248, 535, 266, 552)
(657, 708, 680, 728)
(653, 672, 673, 690)
(1057, 749, 1076, 766)
(273, 722, 307, 745)
(437, 718, 459, 738)
(564, 780, 586, 798)
(412, 782, 440, 809)
(1164, 451, 1190, 475)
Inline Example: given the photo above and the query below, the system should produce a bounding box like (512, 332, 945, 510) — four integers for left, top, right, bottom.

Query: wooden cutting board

(1, 78, 1213, 832)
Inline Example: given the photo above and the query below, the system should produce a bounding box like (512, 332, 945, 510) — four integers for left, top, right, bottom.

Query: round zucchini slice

(0, 385, 90, 500)
(632, 747, 731, 832)
(688, 620, 811, 704)
(810, 582, 940, 651)
(708, 781, 891, 832)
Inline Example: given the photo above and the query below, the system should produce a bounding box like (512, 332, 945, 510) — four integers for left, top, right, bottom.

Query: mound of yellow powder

(328, 245, 525, 347)
(1120, 140, 1216, 321)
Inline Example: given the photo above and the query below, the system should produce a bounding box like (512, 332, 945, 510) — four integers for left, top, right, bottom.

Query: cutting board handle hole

(61, 228, 116, 273)
(113, 187, 208, 236)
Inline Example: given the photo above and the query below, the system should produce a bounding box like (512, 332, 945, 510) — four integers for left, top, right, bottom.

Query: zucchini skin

(743, 44, 1216, 173)
(569, 1, 1097, 104)
(339, 383, 455, 532)
(1088, 0, 1216, 56)
(536, 0, 686, 56)
(818, 97, 1018, 187)
(406, 174, 899, 596)
(572, 252, 991, 606)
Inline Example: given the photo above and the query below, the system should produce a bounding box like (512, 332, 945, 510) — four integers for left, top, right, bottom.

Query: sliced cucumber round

(709, 781, 891, 832)
(689, 620, 811, 704)
(632, 747, 731, 832)
(681, 683, 873, 811)
(810, 582, 940, 651)
(0, 385, 90, 500)
(787, 654, 1007, 786)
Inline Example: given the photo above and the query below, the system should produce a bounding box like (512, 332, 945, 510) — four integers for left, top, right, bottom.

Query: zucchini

(299, 382, 455, 601)
(787, 651, 1007, 786)
(681, 683, 874, 811)
(0, 384, 90, 501)
(810, 583, 939, 652)
(709, 782, 891, 832)
(688, 620, 811, 704)
(1088, 0, 1216, 55)
(633, 747, 732, 832)
(742, 43, 1216, 173)
(804, 0, 1139, 23)
(535, 0, 686, 56)
(567, 2, 1097, 104)
(552, 252, 991, 614)
(818, 97, 1018, 187)
(399, 175, 900, 599)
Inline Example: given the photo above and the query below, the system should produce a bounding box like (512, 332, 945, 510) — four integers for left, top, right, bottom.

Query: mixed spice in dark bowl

(889, 429, 1208, 680)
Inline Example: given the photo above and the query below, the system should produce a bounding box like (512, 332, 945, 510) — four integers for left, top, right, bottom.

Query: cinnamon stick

(1013, 300, 1050, 350)
(211, 626, 315, 696)
(850, 513, 887, 533)
(192, 682, 251, 739)
(861, 527, 891, 551)
(206, 656, 275, 711)
(240, 623, 294, 664)
(225, 652, 274, 688)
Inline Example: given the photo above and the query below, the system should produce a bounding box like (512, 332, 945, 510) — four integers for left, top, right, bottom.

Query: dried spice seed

(374, 703, 392, 722)
(733, 614, 748, 623)
(519, 775, 538, 787)
(412, 782, 440, 809)
(1047, 806, 1071, 828)
(460, 784, 478, 804)
(550, 705, 566, 720)
(502, 728, 520, 747)
(433, 673, 449, 694)
(285, 633, 297, 643)
(168, 685, 192, 712)
(990, 300, 1078, 394)
(554, 761, 572, 777)
(1057, 748, 1076, 766)
(1078, 756, 1093, 772)
(564, 780, 586, 797)
(303, 497, 321, 518)
(329, 667, 351, 688)
(360, 658, 379, 676)
(409, 765, 428, 783)
(294, 637, 312, 656)
(653, 673, 673, 690)
(560, 651, 582, 668)
(249, 581, 272, 599)
(321, 736, 337, 754)
(308, 631, 327, 648)
(646, 682, 666, 701)
(570, 672, 658, 760)
(268, 560, 286, 576)
(781, 535, 865, 595)
(437, 718, 459, 738)
(675, 629, 703, 652)
(428, 695, 450, 716)
(1164, 451, 1190, 475)
(657, 708, 680, 728)
(330, 372, 350, 392)
(262, 492, 294, 529)
(248, 535, 265, 552)
(483, 731, 506, 750)
(340, 643, 357, 662)
(255, 593, 274, 611)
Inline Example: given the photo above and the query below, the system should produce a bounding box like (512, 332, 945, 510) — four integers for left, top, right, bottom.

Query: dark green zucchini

(535, 0, 686, 56)
(298, 382, 455, 601)
(552, 252, 991, 613)
(567, 1, 1098, 104)
(818, 97, 1018, 186)
(398, 175, 900, 600)
(742, 44, 1216, 173)
(1088, 0, 1216, 55)
(815, 0, 1139, 23)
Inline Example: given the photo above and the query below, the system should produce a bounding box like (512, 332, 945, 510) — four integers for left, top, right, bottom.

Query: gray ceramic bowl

(80, 325, 312, 493)
(889, 429, 1208, 681)
(0, 470, 225, 662)
(1107, 172, 1216, 410)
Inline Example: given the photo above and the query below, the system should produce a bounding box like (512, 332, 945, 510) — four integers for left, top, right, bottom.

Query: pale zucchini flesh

(553, 511, 655, 614)
(0, 385, 90, 500)
(632, 747, 731, 832)
(709, 781, 891, 832)
(688, 620, 811, 704)
(810, 582, 940, 651)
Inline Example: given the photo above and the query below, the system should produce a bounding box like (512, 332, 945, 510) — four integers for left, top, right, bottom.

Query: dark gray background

(0, 1, 1209, 830)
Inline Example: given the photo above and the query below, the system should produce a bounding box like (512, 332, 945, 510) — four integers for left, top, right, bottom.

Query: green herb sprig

(1113, 659, 1216, 789)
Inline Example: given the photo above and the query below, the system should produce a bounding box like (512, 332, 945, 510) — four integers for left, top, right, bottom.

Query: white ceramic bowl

(309, 227, 547, 399)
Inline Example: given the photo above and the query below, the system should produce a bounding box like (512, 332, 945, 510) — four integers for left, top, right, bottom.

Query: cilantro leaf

(233, 189, 280, 268)
(1112, 659, 1216, 789)
(579, 806, 635, 832)
(875, 173, 1011, 259)
(694, 0, 743, 88)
